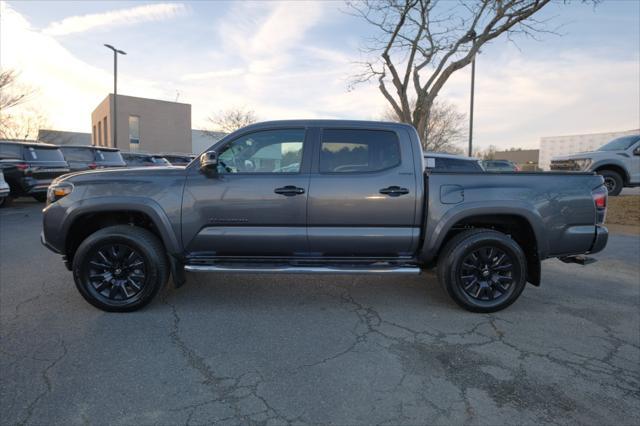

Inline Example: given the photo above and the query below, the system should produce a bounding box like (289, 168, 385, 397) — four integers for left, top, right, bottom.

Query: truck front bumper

(589, 225, 608, 254)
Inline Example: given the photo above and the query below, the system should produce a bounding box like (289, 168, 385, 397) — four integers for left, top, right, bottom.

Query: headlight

(574, 159, 592, 171)
(47, 182, 74, 203)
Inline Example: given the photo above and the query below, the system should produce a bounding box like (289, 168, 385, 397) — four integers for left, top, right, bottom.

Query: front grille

(550, 160, 579, 171)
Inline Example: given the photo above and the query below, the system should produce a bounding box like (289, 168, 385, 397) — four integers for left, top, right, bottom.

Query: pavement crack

(17, 334, 68, 426)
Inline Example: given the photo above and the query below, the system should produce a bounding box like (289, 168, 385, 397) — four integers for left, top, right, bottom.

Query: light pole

(104, 44, 126, 148)
(462, 30, 477, 157)
(468, 53, 476, 157)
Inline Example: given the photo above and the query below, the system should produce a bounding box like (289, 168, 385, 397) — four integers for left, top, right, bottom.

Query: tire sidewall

(73, 230, 163, 312)
(443, 233, 527, 313)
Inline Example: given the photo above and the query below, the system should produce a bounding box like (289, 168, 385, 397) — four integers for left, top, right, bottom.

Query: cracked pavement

(1, 199, 639, 425)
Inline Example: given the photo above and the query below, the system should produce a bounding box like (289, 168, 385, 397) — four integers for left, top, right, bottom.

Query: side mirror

(425, 157, 436, 169)
(200, 151, 218, 175)
(634, 146, 640, 156)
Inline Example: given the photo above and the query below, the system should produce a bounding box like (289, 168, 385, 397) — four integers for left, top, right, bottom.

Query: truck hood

(551, 150, 622, 161)
(54, 166, 187, 185)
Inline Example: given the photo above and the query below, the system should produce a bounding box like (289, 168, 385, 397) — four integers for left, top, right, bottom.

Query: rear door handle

(274, 185, 305, 196)
(379, 186, 410, 197)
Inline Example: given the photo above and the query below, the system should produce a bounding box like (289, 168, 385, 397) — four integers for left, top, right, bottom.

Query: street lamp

(104, 44, 126, 148)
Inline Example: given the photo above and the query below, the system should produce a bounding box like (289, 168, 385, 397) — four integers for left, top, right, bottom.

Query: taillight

(16, 163, 29, 171)
(88, 162, 98, 169)
(592, 186, 607, 224)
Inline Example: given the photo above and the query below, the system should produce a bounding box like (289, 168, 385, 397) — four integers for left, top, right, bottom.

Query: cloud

(43, 3, 186, 36)
(0, 2, 170, 132)
(180, 68, 246, 81)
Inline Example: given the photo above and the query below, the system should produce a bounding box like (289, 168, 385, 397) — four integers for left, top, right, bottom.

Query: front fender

(44, 196, 181, 255)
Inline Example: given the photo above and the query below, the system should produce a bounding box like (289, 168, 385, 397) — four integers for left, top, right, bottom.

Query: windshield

(27, 147, 65, 161)
(598, 135, 640, 151)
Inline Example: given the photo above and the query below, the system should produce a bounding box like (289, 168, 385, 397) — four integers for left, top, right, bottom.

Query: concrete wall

(539, 129, 640, 170)
(91, 94, 192, 153)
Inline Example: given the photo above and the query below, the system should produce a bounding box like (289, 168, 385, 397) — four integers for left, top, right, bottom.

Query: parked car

(161, 153, 196, 166)
(59, 145, 126, 172)
(121, 152, 172, 167)
(0, 170, 10, 207)
(0, 140, 69, 203)
(482, 159, 520, 172)
(424, 152, 484, 172)
(550, 134, 640, 196)
(42, 120, 608, 313)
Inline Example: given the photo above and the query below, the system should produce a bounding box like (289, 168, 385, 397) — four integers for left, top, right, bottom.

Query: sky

(1, 0, 639, 150)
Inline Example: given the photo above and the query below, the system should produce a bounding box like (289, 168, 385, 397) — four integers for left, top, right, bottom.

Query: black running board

(558, 255, 596, 265)
(184, 264, 421, 275)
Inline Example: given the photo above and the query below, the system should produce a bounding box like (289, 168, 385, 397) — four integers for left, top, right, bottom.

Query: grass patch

(607, 195, 640, 226)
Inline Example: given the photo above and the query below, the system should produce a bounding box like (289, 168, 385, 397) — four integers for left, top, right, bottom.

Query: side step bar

(184, 264, 421, 275)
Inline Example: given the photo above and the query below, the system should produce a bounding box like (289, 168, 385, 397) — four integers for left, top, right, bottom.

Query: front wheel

(72, 225, 169, 312)
(437, 229, 527, 313)
(598, 170, 623, 196)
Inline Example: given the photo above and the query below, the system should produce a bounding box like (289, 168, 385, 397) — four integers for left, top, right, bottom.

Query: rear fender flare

(420, 201, 548, 264)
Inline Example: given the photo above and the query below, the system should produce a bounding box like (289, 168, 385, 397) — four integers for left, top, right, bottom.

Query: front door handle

(274, 185, 305, 196)
(379, 186, 410, 197)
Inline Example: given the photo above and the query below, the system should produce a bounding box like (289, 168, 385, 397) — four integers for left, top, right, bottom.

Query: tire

(32, 193, 47, 202)
(0, 196, 11, 208)
(72, 225, 169, 312)
(598, 170, 623, 196)
(437, 229, 527, 313)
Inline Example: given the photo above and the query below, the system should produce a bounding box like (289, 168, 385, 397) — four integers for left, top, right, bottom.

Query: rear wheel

(0, 196, 11, 208)
(72, 225, 168, 312)
(598, 170, 623, 196)
(437, 229, 527, 313)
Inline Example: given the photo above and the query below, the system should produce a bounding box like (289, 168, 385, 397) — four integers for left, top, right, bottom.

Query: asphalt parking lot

(1, 199, 639, 426)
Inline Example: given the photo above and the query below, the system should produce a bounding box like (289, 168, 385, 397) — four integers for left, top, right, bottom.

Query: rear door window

(320, 129, 400, 173)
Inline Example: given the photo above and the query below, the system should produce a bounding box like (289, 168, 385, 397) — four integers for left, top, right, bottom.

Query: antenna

(175, 90, 180, 102)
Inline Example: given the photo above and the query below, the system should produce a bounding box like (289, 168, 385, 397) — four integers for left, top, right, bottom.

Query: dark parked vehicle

(121, 152, 172, 167)
(59, 145, 126, 172)
(0, 140, 69, 203)
(42, 120, 608, 313)
(482, 159, 520, 172)
(550, 135, 640, 196)
(0, 170, 10, 207)
(425, 152, 484, 172)
(161, 153, 195, 166)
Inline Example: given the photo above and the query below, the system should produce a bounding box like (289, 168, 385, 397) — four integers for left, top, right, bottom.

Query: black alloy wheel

(459, 246, 514, 303)
(85, 243, 147, 302)
(437, 229, 527, 313)
(73, 225, 168, 312)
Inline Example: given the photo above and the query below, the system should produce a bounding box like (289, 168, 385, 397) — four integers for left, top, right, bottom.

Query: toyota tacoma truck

(41, 120, 609, 313)
(550, 134, 640, 196)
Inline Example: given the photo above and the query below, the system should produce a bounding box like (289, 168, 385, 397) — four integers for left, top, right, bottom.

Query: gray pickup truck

(41, 120, 609, 313)
(550, 134, 640, 196)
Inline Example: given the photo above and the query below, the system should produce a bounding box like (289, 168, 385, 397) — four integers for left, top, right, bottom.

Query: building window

(103, 117, 108, 147)
(129, 116, 140, 152)
(98, 121, 103, 146)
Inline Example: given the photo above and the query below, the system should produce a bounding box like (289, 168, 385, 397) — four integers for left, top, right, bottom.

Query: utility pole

(104, 44, 126, 148)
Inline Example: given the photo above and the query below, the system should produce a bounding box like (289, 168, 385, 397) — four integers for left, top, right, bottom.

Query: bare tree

(348, 0, 570, 143)
(383, 99, 465, 153)
(0, 70, 34, 112)
(207, 107, 258, 133)
(0, 69, 46, 140)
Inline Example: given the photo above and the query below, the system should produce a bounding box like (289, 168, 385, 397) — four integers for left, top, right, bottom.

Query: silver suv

(550, 135, 640, 195)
